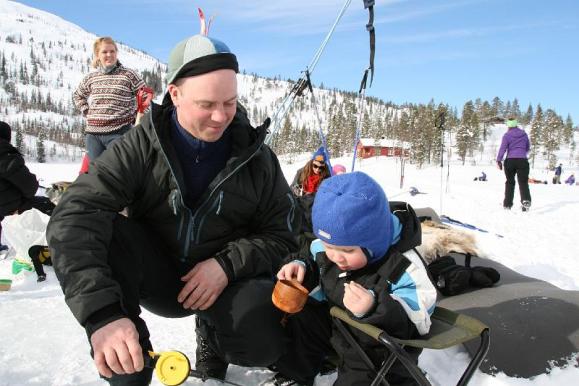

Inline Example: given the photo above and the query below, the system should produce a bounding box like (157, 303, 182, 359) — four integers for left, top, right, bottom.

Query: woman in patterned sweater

(74, 37, 150, 160)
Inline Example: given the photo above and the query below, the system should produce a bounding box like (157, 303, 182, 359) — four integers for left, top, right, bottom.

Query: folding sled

(330, 306, 490, 386)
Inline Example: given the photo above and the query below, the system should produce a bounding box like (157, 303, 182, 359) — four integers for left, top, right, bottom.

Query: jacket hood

(388, 201, 422, 253)
(506, 127, 528, 139)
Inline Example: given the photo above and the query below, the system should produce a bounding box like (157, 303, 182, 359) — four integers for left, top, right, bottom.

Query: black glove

(497, 161, 503, 170)
(470, 266, 500, 288)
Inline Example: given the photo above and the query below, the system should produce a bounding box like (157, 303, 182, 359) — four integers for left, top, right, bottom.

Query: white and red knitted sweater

(73, 63, 145, 134)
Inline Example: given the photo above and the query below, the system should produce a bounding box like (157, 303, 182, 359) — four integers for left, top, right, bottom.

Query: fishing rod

(265, 0, 354, 145)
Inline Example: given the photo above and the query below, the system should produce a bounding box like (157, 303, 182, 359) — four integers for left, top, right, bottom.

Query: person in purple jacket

(496, 118, 532, 211)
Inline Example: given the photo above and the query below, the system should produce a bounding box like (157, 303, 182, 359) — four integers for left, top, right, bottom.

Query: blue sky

(16, 0, 579, 122)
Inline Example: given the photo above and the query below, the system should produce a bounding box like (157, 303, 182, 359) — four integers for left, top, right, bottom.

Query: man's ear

(167, 84, 180, 107)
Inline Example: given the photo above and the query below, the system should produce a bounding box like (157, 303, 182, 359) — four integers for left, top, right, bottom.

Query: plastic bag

(2, 208, 49, 262)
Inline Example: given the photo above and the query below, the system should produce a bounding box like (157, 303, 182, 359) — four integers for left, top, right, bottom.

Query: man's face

(169, 69, 238, 142)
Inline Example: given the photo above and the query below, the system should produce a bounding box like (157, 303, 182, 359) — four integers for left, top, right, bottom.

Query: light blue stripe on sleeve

(390, 272, 420, 311)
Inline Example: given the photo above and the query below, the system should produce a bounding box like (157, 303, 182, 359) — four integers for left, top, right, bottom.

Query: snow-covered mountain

(0, 0, 165, 145)
(3, 0, 572, 173)
(0, 0, 396, 157)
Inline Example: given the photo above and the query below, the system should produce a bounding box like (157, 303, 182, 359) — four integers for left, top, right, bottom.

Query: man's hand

(497, 161, 503, 170)
(277, 262, 306, 283)
(179, 258, 228, 310)
(90, 318, 144, 378)
(343, 281, 374, 317)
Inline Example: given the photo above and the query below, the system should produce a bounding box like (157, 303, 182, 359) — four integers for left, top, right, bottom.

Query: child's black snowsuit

(301, 202, 429, 386)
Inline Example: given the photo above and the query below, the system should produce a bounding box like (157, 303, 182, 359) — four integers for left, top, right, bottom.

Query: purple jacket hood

(496, 127, 530, 161)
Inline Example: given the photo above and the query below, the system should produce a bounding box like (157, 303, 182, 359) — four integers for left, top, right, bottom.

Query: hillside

(1, 0, 574, 171)
(0, 0, 397, 159)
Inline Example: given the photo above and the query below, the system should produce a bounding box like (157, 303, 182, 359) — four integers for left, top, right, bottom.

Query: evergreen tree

(36, 130, 46, 163)
(504, 101, 512, 117)
(0, 52, 6, 81)
(433, 103, 448, 165)
(15, 125, 24, 153)
(490, 96, 503, 117)
(326, 108, 346, 157)
(562, 114, 574, 145)
(479, 101, 492, 141)
(541, 109, 563, 168)
(521, 104, 534, 125)
(510, 98, 521, 119)
(529, 105, 543, 168)
(456, 101, 479, 164)
(411, 104, 436, 167)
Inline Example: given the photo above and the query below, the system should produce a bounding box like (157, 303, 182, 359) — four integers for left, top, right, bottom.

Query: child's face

(322, 242, 367, 271)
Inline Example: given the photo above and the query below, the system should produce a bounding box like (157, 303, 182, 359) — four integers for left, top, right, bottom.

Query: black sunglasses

(312, 163, 325, 171)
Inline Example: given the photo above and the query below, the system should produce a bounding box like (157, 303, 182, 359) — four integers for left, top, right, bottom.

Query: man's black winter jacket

(47, 101, 300, 326)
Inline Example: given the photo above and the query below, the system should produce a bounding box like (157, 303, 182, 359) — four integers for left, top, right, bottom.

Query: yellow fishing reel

(148, 351, 191, 386)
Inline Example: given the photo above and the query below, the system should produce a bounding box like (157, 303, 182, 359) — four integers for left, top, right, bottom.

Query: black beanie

(0, 121, 11, 142)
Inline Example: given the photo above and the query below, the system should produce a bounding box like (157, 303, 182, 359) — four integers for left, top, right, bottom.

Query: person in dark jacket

(474, 171, 487, 181)
(553, 163, 563, 184)
(496, 118, 532, 211)
(47, 34, 329, 386)
(0, 121, 42, 250)
(277, 172, 437, 386)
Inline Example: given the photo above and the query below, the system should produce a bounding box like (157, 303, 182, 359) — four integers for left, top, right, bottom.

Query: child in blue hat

(277, 171, 437, 385)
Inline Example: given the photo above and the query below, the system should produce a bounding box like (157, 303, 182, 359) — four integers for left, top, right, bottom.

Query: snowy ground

(1, 155, 578, 385)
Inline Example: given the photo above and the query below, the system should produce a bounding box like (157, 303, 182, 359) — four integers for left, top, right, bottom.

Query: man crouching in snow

(47, 32, 330, 386)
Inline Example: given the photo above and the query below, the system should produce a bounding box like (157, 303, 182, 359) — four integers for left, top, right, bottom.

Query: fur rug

(44, 181, 72, 205)
(417, 220, 481, 264)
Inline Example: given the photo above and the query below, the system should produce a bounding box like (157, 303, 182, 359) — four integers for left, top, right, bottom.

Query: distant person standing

(74, 37, 151, 160)
(496, 118, 532, 211)
(553, 163, 563, 184)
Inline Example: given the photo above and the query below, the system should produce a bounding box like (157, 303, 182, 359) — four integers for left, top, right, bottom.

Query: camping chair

(330, 306, 490, 386)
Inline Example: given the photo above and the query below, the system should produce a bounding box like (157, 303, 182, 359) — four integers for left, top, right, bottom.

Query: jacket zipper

(190, 143, 263, 245)
(194, 191, 223, 244)
(285, 192, 296, 232)
(150, 119, 193, 258)
(150, 110, 266, 260)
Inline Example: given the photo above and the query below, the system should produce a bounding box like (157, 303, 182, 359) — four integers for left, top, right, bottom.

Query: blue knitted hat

(312, 172, 393, 263)
(312, 146, 327, 162)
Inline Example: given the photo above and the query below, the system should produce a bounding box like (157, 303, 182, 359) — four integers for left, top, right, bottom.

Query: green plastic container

(11, 259, 33, 275)
(0, 278, 12, 291)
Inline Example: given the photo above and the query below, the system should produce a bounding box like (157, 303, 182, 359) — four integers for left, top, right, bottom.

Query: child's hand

(276, 262, 305, 283)
(343, 281, 375, 317)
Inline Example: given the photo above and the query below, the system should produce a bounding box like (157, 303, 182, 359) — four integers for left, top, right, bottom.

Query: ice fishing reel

(148, 351, 243, 386)
(148, 351, 191, 386)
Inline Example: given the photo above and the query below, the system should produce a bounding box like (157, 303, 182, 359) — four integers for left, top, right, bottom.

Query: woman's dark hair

(298, 159, 330, 186)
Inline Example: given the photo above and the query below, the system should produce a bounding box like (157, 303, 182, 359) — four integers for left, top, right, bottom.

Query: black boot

(195, 318, 228, 380)
(261, 372, 312, 386)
